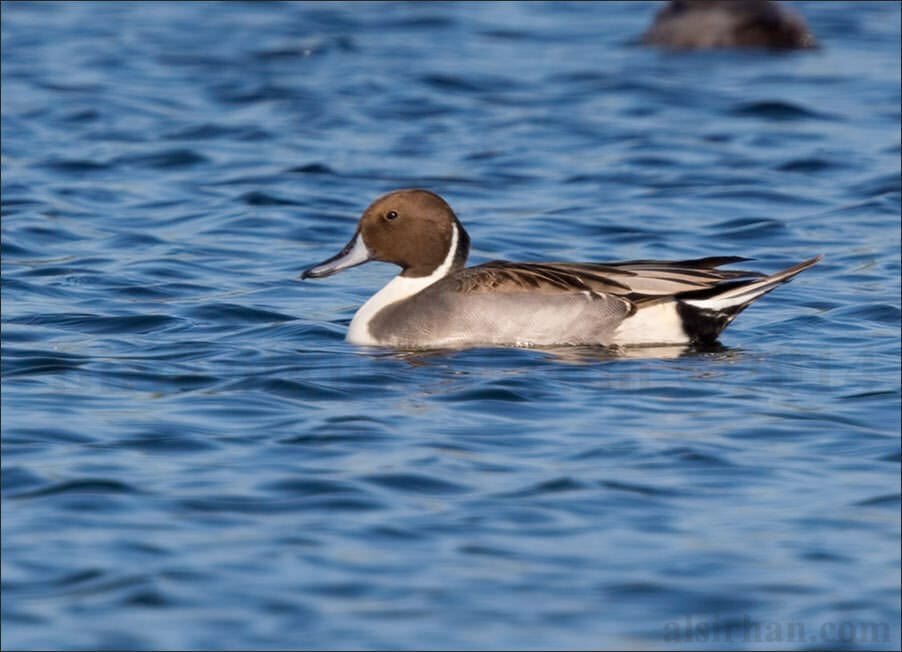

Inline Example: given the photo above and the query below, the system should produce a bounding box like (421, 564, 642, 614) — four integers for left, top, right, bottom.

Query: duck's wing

(546, 257, 766, 296)
(447, 257, 764, 299)
(447, 260, 632, 295)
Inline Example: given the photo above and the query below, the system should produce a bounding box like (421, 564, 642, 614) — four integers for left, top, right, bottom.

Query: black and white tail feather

(673, 256, 823, 344)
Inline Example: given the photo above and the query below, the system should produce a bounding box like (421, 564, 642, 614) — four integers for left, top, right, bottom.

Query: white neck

(347, 223, 459, 345)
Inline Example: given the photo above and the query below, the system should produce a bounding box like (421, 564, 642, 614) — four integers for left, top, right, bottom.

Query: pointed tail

(677, 255, 822, 342)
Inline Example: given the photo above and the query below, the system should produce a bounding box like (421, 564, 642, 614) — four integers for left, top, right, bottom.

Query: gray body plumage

(365, 257, 813, 348)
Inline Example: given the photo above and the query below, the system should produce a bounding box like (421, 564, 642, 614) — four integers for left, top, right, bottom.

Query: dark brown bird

(641, 0, 817, 50)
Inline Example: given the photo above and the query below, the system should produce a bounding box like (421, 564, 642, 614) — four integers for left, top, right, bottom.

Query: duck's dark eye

(386, 210, 399, 221)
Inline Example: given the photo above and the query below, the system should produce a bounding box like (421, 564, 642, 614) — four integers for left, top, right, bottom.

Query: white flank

(347, 223, 459, 345)
(612, 301, 689, 346)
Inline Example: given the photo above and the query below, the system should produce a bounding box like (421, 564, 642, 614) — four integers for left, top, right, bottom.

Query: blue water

(2, 2, 900, 650)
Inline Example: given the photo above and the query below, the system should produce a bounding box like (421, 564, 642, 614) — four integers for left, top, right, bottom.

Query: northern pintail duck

(641, 0, 817, 51)
(301, 189, 821, 349)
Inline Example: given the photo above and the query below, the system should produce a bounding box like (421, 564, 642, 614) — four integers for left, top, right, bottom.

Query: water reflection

(378, 341, 739, 365)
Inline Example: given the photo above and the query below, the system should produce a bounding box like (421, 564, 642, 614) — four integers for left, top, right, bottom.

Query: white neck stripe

(430, 221, 459, 280)
(346, 223, 459, 345)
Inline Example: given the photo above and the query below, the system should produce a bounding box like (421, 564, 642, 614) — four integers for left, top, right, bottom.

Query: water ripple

(728, 100, 834, 121)
(12, 479, 143, 500)
(363, 473, 470, 495)
(3, 2, 899, 650)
